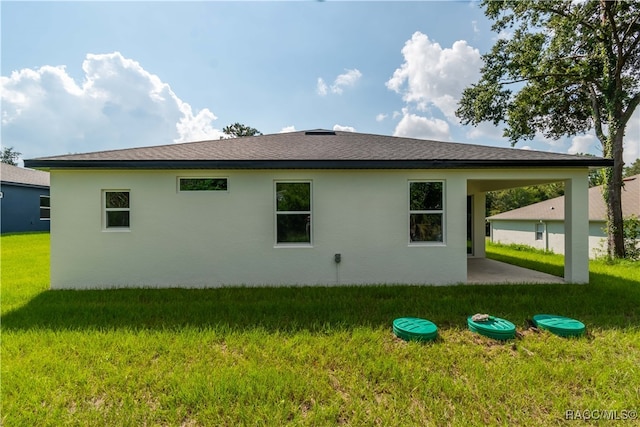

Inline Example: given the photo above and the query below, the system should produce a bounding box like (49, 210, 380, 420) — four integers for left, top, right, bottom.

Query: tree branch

(587, 84, 606, 144)
(621, 9, 640, 42)
(499, 72, 583, 86)
(603, 0, 622, 46)
(547, 5, 597, 32)
(620, 92, 640, 128)
(602, 2, 640, 83)
(620, 29, 640, 65)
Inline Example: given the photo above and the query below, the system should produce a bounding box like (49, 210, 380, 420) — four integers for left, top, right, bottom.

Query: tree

(486, 183, 564, 217)
(577, 153, 607, 187)
(1, 146, 21, 166)
(457, 1, 640, 259)
(222, 123, 262, 138)
(624, 157, 640, 177)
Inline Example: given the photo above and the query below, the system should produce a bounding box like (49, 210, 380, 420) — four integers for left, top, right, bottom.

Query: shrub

(624, 215, 640, 261)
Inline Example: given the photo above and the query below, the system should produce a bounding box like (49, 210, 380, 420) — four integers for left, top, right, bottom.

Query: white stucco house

(488, 174, 639, 258)
(25, 129, 611, 289)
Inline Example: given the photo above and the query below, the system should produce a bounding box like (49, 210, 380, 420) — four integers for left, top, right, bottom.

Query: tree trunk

(604, 131, 626, 258)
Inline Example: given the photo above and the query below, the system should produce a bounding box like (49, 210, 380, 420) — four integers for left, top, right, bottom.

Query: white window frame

(535, 222, 545, 241)
(408, 180, 445, 245)
(39, 195, 51, 221)
(103, 190, 131, 231)
(177, 177, 229, 193)
(274, 180, 313, 247)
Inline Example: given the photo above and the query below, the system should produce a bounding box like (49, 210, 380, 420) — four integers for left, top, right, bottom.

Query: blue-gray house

(1, 163, 50, 233)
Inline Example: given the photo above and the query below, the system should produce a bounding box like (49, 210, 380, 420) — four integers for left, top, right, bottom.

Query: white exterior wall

(588, 223, 608, 258)
(490, 221, 538, 248)
(491, 220, 607, 259)
(490, 221, 564, 253)
(50, 169, 469, 288)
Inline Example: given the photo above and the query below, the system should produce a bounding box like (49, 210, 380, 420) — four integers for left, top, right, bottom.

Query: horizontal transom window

(179, 178, 228, 192)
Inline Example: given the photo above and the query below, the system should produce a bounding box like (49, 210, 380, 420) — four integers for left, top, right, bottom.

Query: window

(409, 181, 444, 243)
(179, 178, 228, 192)
(40, 195, 50, 220)
(104, 191, 130, 229)
(535, 223, 544, 241)
(275, 181, 311, 244)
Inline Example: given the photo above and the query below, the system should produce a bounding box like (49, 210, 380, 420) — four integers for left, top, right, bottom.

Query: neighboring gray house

(1, 163, 51, 233)
(488, 174, 639, 258)
(25, 129, 611, 288)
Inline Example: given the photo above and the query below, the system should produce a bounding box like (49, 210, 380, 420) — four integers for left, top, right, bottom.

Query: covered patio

(466, 170, 595, 284)
(467, 258, 564, 284)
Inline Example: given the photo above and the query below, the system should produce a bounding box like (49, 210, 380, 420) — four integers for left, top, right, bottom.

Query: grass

(2, 233, 639, 426)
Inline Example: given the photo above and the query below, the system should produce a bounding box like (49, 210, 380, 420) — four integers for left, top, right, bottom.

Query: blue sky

(2, 1, 638, 164)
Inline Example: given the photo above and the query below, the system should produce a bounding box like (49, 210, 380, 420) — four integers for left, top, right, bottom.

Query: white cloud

(393, 109, 450, 141)
(332, 69, 362, 94)
(279, 126, 296, 133)
(495, 30, 513, 41)
(472, 20, 480, 34)
(175, 108, 221, 143)
(568, 134, 597, 155)
(317, 69, 362, 96)
(386, 32, 481, 121)
(316, 78, 328, 96)
(465, 121, 504, 141)
(1, 52, 223, 159)
(625, 140, 639, 165)
(541, 135, 565, 148)
(624, 109, 639, 165)
(333, 124, 355, 132)
(375, 113, 387, 122)
(564, 111, 639, 164)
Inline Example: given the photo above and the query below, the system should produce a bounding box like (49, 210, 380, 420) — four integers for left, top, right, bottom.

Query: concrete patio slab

(467, 258, 564, 284)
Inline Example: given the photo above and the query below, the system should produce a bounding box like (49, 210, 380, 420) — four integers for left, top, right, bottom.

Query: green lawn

(2, 233, 639, 426)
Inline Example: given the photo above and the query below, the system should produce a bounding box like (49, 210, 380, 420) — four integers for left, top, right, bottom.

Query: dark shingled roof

(1, 163, 50, 187)
(25, 129, 613, 170)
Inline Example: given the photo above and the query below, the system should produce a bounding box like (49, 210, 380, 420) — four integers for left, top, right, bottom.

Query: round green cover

(533, 314, 585, 337)
(393, 317, 438, 342)
(467, 316, 516, 340)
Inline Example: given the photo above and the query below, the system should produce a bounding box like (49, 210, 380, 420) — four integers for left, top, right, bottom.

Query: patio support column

(564, 175, 589, 283)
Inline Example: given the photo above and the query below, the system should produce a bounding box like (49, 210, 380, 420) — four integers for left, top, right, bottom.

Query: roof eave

(0, 181, 50, 189)
(24, 158, 614, 170)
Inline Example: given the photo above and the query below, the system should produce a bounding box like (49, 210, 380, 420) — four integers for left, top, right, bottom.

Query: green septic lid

(393, 317, 438, 342)
(533, 314, 585, 337)
(467, 316, 516, 340)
